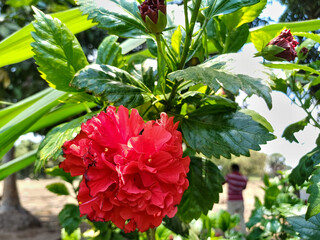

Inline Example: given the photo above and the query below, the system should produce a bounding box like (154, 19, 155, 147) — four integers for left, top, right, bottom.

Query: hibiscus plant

(1, 0, 320, 239)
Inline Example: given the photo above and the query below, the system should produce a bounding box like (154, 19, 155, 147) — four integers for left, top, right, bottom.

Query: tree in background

(267, 153, 289, 177)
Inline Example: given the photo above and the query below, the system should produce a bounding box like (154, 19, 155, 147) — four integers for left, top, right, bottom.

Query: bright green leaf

(58, 204, 82, 235)
(289, 147, 320, 186)
(171, 26, 182, 57)
(264, 185, 280, 209)
(265, 62, 320, 76)
(0, 8, 96, 68)
(178, 157, 224, 222)
(46, 182, 70, 196)
(79, 0, 148, 38)
(96, 35, 124, 67)
(293, 32, 320, 44)
(0, 150, 36, 181)
(31, 7, 88, 91)
(71, 64, 151, 108)
(36, 112, 96, 172)
(169, 53, 273, 109)
(181, 110, 275, 159)
(282, 118, 309, 143)
(307, 168, 320, 219)
(45, 166, 76, 183)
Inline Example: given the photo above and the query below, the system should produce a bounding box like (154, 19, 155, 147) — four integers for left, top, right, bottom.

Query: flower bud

(139, 0, 167, 34)
(266, 29, 298, 61)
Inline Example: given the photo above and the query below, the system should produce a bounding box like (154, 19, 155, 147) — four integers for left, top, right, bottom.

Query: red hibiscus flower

(60, 106, 190, 232)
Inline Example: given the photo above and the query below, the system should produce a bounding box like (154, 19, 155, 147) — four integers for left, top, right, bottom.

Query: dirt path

(0, 178, 264, 239)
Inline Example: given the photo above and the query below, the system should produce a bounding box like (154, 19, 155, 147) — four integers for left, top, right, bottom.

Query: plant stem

(155, 33, 168, 101)
(146, 228, 156, 240)
(178, 0, 202, 69)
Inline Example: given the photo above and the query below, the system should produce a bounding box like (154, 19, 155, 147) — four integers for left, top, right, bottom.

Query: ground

(0, 178, 264, 240)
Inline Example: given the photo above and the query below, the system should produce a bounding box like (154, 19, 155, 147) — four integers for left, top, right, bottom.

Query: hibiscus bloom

(60, 105, 190, 232)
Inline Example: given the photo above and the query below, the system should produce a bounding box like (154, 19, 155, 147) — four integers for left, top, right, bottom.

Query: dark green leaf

(45, 166, 76, 183)
(288, 213, 320, 239)
(71, 64, 151, 108)
(163, 215, 189, 238)
(307, 168, 320, 219)
(201, 0, 259, 19)
(79, 0, 148, 38)
(46, 182, 70, 196)
(58, 204, 82, 235)
(264, 185, 280, 209)
(96, 35, 124, 67)
(31, 7, 88, 91)
(225, 24, 249, 53)
(289, 147, 320, 186)
(169, 53, 272, 109)
(246, 227, 264, 240)
(182, 109, 275, 159)
(282, 118, 309, 143)
(178, 157, 224, 222)
(36, 112, 96, 172)
(0, 150, 37, 181)
(246, 207, 264, 229)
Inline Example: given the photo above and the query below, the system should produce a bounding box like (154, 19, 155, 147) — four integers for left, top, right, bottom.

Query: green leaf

(255, 45, 287, 61)
(0, 8, 96, 68)
(0, 88, 52, 128)
(169, 53, 272, 109)
(265, 62, 320, 76)
(71, 64, 151, 108)
(0, 150, 36, 181)
(289, 147, 320, 186)
(46, 182, 70, 196)
(201, 0, 260, 19)
(288, 213, 320, 239)
(45, 166, 76, 183)
(220, 0, 267, 31)
(96, 35, 124, 67)
(307, 168, 320, 219)
(241, 109, 274, 133)
(0, 89, 67, 159)
(264, 185, 280, 209)
(293, 32, 320, 44)
(36, 112, 96, 172)
(249, 19, 320, 51)
(79, 0, 148, 38)
(61, 228, 81, 240)
(246, 206, 264, 229)
(246, 227, 264, 240)
(58, 204, 82, 235)
(212, 210, 234, 232)
(181, 110, 275, 159)
(225, 23, 249, 53)
(31, 7, 88, 92)
(171, 26, 182, 57)
(264, 218, 281, 234)
(178, 157, 224, 222)
(282, 118, 309, 143)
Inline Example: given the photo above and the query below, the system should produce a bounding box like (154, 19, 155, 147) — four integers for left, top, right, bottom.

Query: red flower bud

(139, 0, 167, 33)
(266, 29, 298, 61)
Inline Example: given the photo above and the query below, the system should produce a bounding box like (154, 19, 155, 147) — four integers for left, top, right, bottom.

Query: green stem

(156, 33, 172, 71)
(146, 228, 156, 240)
(83, 102, 92, 113)
(184, 0, 189, 33)
(178, 0, 202, 69)
(155, 33, 168, 101)
(166, 79, 182, 111)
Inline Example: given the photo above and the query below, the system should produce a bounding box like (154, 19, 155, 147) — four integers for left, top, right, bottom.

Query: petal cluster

(60, 106, 190, 232)
(139, 0, 166, 24)
(267, 29, 299, 61)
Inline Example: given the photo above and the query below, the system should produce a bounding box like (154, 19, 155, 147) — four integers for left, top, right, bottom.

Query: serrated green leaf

(45, 166, 76, 183)
(0, 8, 96, 68)
(201, 0, 259, 19)
(265, 62, 320, 76)
(71, 64, 151, 108)
(178, 157, 224, 222)
(169, 53, 272, 109)
(58, 204, 82, 235)
(96, 35, 124, 68)
(36, 112, 96, 172)
(0, 150, 37, 181)
(282, 118, 309, 143)
(307, 168, 320, 219)
(46, 182, 70, 196)
(181, 109, 275, 159)
(31, 7, 88, 91)
(0, 89, 67, 159)
(241, 109, 274, 133)
(288, 213, 320, 239)
(79, 0, 148, 38)
(289, 147, 320, 186)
